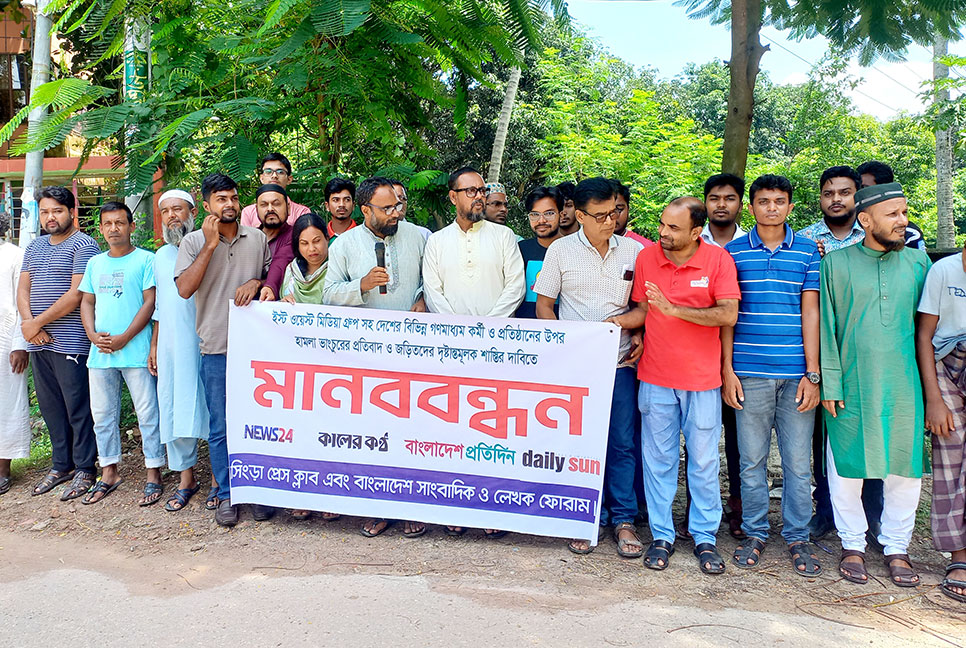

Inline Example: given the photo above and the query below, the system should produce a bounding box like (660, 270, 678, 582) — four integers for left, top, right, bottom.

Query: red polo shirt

(631, 240, 740, 391)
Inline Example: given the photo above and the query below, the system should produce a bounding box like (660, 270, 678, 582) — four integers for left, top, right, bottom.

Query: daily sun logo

(243, 424, 294, 443)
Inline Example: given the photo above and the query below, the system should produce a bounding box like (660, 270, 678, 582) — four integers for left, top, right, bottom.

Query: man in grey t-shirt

(175, 173, 270, 527)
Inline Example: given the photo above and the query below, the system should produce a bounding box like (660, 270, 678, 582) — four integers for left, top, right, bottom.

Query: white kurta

(421, 219, 525, 317)
(154, 244, 209, 444)
(0, 241, 29, 459)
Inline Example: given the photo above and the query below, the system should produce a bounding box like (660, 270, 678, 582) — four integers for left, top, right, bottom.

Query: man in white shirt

(422, 167, 525, 318)
(701, 174, 746, 248)
(422, 166, 525, 538)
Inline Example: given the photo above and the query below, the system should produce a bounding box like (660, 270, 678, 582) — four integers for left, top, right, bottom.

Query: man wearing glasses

(323, 176, 428, 539)
(515, 186, 563, 319)
(240, 153, 311, 228)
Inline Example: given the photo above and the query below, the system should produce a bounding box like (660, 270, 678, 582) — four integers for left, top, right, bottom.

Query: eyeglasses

(453, 186, 487, 198)
(580, 209, 618, 223)
(366, 202, 404, 216)
(527, 210, 558, 222)
(486, 200, 509, 209)
(260, 168, 289, 178)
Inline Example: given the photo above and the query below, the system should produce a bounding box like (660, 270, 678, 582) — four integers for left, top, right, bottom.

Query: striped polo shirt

(725, 225, 820, 379)
(23, 230, 101, 355)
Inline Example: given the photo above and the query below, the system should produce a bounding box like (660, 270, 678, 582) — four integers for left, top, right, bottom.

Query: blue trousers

(200, 354, 229, 500)
(600, 367, 639, 526)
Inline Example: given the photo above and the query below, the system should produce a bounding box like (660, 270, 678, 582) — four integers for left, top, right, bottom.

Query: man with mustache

(240, 153, 311, 228)
(149, 190, 210, 512)
(254, 184, 296, 302)
(820, 182, 930, 588)
(422, 166, 525, 538)
(515, 185, 563, 319)
(18, 186, 100, 501)
(555, 181, 579, 237)
(483, 182, 510, 226)
(175, 174, 271, 526)
(324, 178, 357, 242)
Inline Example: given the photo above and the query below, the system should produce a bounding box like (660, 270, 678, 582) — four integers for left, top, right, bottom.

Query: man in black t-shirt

(516, 186, 563, 318)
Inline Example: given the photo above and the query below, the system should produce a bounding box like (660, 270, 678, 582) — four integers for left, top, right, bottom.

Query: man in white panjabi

(0, 213, 30, 494)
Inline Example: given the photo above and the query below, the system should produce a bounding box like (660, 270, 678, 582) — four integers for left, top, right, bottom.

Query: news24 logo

(243, 424, 294, 443)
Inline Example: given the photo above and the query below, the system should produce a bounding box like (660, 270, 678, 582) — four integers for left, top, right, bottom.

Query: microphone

(374, 241, 387, 294)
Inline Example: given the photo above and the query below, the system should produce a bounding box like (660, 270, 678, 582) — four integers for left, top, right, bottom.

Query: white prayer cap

(159, 189, 195, 208)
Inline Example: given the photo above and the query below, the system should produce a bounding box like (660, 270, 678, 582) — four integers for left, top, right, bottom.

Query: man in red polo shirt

(612, 196, 739, 574)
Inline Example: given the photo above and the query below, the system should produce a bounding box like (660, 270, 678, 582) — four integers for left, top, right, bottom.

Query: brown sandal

(884, 553, 920, 588)
(32, 469, 72, 496)
(838, 549, 868, 584)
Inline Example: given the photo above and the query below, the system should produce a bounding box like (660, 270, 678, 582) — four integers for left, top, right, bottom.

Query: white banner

(226, 302, 619, 541)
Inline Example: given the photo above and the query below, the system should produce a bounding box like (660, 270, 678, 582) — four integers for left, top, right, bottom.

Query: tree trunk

(722, 0, 767, 176)
(488, 65, 522, 183)
(934, 35, 956, 248)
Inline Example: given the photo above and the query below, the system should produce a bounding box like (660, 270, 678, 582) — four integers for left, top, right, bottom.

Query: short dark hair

(324, 177, 356, 201)
(201, 173, 238, 202)
(524, 186, 564, 212)
(608, 179, 630, 203)
(820, 165, 861, 192)
(748, 174, 793, 202)
(555, 181, 576, 202)
(389, 179, 405, 190)
(703, 173, 745, 200)
(356, 176, 396, 207)
(261, 152, 292, 175)
(668, 196, 707, 229)
(574, 177, 616, 212)
(448, 166, 481, 191)
(856, 160, 894, 185)
(38, 186, 75, 211)
(99, 200, 133, 223)
(291, 212, 328, 264)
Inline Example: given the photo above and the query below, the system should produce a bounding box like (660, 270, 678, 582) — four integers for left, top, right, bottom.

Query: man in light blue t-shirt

(79, 201, 162, 506)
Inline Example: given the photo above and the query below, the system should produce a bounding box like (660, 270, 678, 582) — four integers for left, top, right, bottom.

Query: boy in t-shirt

(79, 202, 162, 505)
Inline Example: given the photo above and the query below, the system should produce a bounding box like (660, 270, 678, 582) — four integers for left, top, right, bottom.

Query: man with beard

(324, 177, 357, 242)
(483, 182, 510, 226)
(555, 181, 579, 236)
(610, 180, 654, 247)
(0, 212, 29, 496)
(19, 186, 100, 501)
(701, 174, 746, 248)
(149, 190, 209, 512)
(857, 161, 925, 251)
(240, 153, 311, 228)
(175, 174, 271, 526)
(820, 182, 930, 588)
(515, 186, 563, 319)
(323, 176, 427, 538)
(390, 179, 431, 241)
(422, 166, 525, 538)
(254, 184, 295, 302)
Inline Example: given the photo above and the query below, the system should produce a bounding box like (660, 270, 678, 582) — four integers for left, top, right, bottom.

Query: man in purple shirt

(255, 184, 296, 302)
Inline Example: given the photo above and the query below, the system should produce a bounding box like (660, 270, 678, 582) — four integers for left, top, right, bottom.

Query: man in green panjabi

(819, 182, 930, 589)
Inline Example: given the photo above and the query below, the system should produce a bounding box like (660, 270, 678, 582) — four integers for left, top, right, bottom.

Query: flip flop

(82, 478, 124, 505)
(360, 518, 395, 537)
(32, 469, 72, 496)
(164, 485, 200, 512)
(445, 526, 467, 537)
(139, 482, 164, 507)
(403, 521, 428, 538)
(484, 529, 508, 540)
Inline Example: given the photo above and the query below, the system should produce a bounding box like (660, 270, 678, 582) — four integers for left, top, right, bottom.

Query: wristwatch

(805, 371, 821, 385)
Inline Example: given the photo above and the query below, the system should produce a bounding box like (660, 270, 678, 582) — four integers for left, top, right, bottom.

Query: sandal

(403, 521, 427, 538)
(321, 512, 341, 521)
(292, 509, 312, 521)
(838, 549, 868, 584)
(568, 538, 594, 555)
(940, 562, 966, 603)
(445, 526, 467, 537)
(733, 537, 766, 569)
(82, 478, 124, 505)
(360, 518, 395, 537)
(60, 470, 96, 501)
(32, 469, 72, 496)
(884, 553, 920, 588)
(643, 539, 675, 570)
(164, 485, 200, 512)
(205, 486, 220, 510)
(789, 541, 822, 577)
(483, 529, 508, 540)
(613, 522, 644, 558)
(694, 542, 725, 575)
(139, 482, 164, 507)
(0, 477, 10, 495)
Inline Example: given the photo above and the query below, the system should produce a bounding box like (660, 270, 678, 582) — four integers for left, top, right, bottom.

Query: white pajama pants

(827, 441, 921, 555)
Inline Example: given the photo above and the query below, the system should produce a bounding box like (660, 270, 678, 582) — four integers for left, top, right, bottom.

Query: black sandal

(32, 469, 72, 496)
(732, 537, 766, 569)
(694, 542, 725, 575)
(940, 562, 966, 603)
(360, 518, 395, 537)
(60, 471, 95, 501)
(139, 482, 164, 507)
(205, 486, 220, 510)
(643, 540, 675, 570)
(164, 485, 200, 512)
(838, 549, 868, 584)
(789, 541, 822, 577)
(81, 478, 123, 505)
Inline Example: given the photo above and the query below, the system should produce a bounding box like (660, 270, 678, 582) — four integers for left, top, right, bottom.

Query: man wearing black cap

(819, 182, 931, 588)
(254, 184, 295, 302)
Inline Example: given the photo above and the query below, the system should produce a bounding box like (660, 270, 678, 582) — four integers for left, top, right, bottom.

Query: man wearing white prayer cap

(149, 189, 210, 512)
(483, 181, 509, 226)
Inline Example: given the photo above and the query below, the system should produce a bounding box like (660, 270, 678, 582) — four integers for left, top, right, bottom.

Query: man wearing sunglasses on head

(240, 153, 311, 228)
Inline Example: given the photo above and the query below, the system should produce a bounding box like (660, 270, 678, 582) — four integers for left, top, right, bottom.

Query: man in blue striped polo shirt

(722, 174, 824, 577)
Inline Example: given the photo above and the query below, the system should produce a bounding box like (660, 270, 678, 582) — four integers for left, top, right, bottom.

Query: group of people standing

(0, 152, 963, 605)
